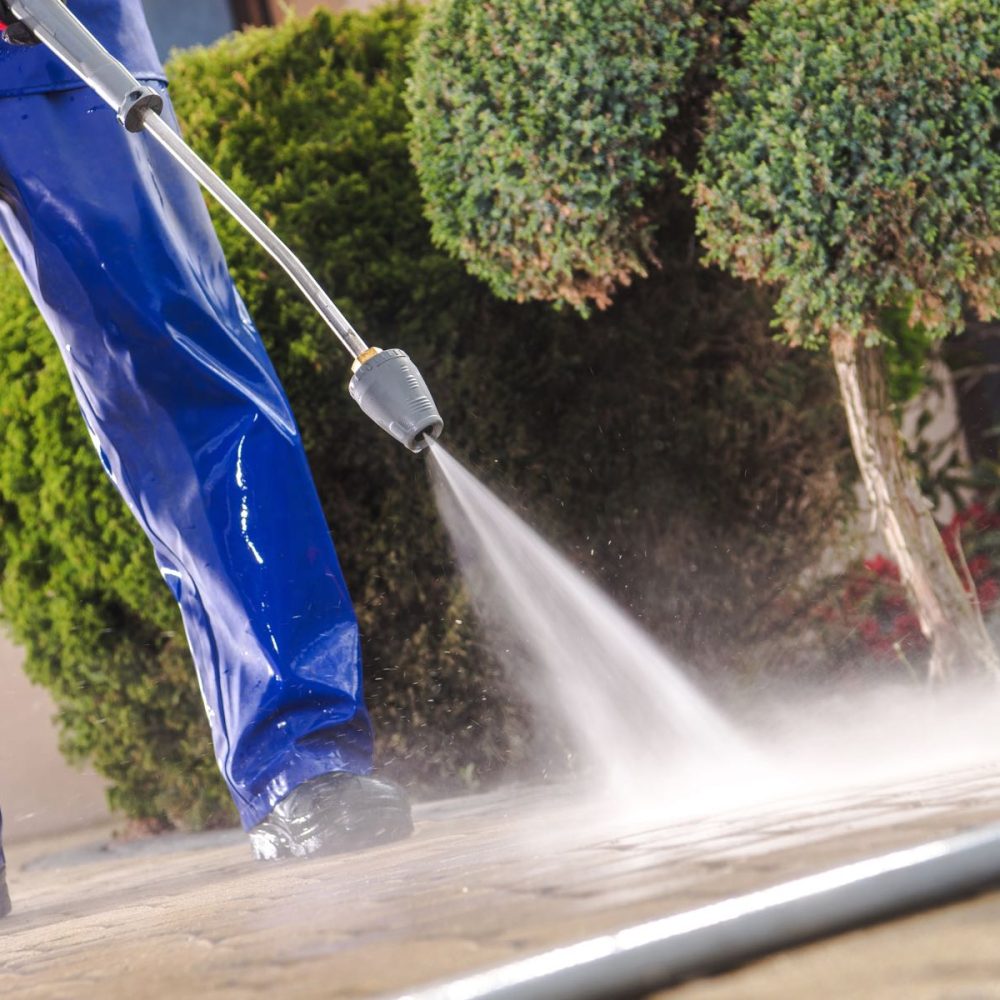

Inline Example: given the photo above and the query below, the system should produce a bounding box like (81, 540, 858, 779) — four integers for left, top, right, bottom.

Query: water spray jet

(426, 440, 753, 799)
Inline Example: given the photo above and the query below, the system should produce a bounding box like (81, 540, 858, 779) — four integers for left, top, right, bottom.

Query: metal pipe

(140, 112, 369, 359)
(399, 823, 1000, 1000)
(10, 0, 370, 361)
(9, 0, 162, 129)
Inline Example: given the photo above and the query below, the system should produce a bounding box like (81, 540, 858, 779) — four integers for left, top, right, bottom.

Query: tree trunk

(830, 330, 1000, 681)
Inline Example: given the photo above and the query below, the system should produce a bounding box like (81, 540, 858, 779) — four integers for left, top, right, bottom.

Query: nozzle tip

(408, 421, 444, 453)
(349, 348, 444, 453)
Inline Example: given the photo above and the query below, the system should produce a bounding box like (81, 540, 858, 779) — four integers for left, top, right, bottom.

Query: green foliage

(407, 0, 700, 313)
(882, 303, 934, 404)
(0, 2, 852, 824)
(692, 0, 1000, 349)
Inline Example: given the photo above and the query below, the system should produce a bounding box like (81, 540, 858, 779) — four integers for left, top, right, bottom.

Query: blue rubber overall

(0, 1, 373, 854)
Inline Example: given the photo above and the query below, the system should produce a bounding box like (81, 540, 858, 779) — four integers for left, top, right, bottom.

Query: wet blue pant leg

(0, 86, 373, 830)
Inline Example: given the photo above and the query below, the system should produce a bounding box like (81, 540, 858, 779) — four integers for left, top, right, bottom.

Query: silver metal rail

(140, 112, 369, 359)
(400, 822, 1000, 1000)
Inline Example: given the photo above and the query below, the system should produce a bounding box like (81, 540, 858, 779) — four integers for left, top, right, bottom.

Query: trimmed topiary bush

(693, 0, 1000, 349)
(0, 2, 852, 826)
(692, 0, 1000, 680)
(407, 0, 700, 313)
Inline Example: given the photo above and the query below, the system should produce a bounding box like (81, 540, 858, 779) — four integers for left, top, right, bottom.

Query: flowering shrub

(813, 504, 1000, 663)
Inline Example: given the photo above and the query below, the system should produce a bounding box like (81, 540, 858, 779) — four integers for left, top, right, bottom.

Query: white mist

(427, 442, 749, 803)
(427, 442, 1000, 830)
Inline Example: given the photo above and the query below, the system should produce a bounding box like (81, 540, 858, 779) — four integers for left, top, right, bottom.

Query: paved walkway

(3, 762, 1000, 998)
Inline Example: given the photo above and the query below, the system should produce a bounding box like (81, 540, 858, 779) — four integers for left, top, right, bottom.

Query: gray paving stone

(2, 766, 1000, 998)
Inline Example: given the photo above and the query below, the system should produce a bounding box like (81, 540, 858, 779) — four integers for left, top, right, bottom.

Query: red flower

(863, 555, 900, 581)
(859, 617, 881, 642)
(977, 579, 1000, 609)
(890, 613, 921, 641)
(967, 502, 988, 521)
(966, 555, 992, 580)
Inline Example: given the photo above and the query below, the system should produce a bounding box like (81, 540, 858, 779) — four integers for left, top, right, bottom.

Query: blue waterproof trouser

(0, 86, 374, 843)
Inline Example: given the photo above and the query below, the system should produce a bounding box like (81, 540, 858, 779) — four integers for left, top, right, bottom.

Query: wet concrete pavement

(3, 765, 1000, 999)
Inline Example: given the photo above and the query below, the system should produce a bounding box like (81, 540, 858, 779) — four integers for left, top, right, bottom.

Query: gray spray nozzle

(349, 348, 444, 453)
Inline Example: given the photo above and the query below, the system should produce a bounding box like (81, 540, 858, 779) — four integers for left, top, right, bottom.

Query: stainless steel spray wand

(9, 0, 444, 452)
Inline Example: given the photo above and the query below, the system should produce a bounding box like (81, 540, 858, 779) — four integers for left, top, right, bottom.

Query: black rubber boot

(0, 1, 41, 45)
(248, 773, 413, 861)
(0, 866, 11, 919)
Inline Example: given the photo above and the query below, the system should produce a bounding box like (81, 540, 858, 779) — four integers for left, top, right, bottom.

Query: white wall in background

(0, 633, 110, 845)
(140, 0, 238, 63)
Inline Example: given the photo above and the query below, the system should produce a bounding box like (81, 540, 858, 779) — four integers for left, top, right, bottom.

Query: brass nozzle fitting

(351, 346, 382, 374)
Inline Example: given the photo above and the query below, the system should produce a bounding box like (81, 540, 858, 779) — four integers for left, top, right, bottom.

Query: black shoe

(248, 773, 413, 861)
(0, 866, 10, 918)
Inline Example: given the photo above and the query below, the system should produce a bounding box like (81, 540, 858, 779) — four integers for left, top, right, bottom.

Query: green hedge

(692, 0, 1000, 349)
(0, 2, 851, 827)
(0, 271, 232, 826)
(407, 0, 700, 313)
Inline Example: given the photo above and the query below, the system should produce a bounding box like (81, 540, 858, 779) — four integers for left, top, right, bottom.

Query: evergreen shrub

(407, 0, 699, 313)
(0, 2, 851, 826)
(692, 0, 1000, 348)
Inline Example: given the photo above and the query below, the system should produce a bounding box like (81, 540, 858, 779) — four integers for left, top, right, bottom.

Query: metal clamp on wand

(9, 0, 444, 452)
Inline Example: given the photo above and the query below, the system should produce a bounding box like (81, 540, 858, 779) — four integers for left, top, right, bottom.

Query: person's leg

(0, 85, 406, 847)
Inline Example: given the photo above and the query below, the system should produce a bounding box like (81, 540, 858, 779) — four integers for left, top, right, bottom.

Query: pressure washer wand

(10, 0, 444, 452)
